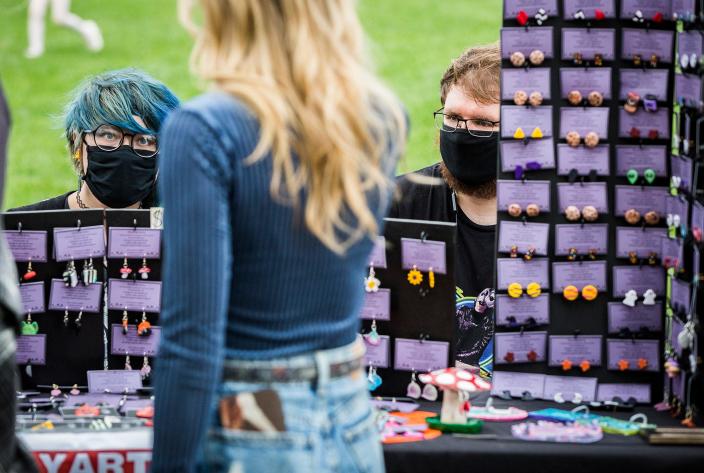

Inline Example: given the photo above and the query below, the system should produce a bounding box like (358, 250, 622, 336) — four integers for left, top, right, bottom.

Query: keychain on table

(364, 265, 380, 293)
(407, 370, 422, 399)
(63, 259, 78, 287)
(122, 310, 129, 335)
(138, 257, 151, 280)
(120, 257, 132, 279)
(137, 311, 152, 337)
(82, 258, 98, 285)
(140, 355, 151, 380)
(125, 353, 132, 370)
(23, 259, 37, 282)
(21, 312, 38, 335)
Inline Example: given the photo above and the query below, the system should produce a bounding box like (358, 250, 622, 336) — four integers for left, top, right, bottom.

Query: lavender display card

(400, 238, 446, 274)
(543, 375, 598, 402)
(360, 288, 391, 321)
(110, 324, 161, 356)
(615, 145, 667, 176)
(393, 338, 450, 372)
(671, 155, 693, 191)
(53, 225, 105, 262)
(675, 74, 702, 104)
(107, 227, 161, 259)
(614, 185, 669, 215)
(552, 260, 607, 293)
(661, 238, 684, 268)
(615, 227, 667, 258)
(364, 335, 390, 368)
(562, 28, 616, 60)
(557, 182, 608, 213)
(48, 279, 102, 312)
(673, 0, 696, 16)
(607, 302, 663, 333)
(491, 371, 545, 399)
(504, 0, 557, 17)
(554, 224, 608, 255)
(559, 107, 609, 138)
(495, 294, 550, 326)
(666, 196, 689, 220)
(496, 258, 550, 289)
(678, 31, 703, 58)
(495, 331, 548, 364)
(368, 236, 387, 269)
(671, 279, 691, 314)
(497, 180, 551, 211)
(2, 230, 48, 262)
(622, 28, 674, 64)
(498, 221, 550, 256)
(15, 334, 46, 365)
(548, 335, 602, 367)
(501, 105, 553, 139)
(19, 282, 45, 315)
(692, 201, 704, 234)
(502, 68, 552, 100)
(87, 370, 143, 394)
(560, 67, 612, 99)
(557, 144, 609, 176)
(618, 108, 670, 139)
(501, 27, 554, 58)
(107, 279, 162, 313)
(619, 70, 669, 101)
(597, 383, 651, 403)
(500, 139, 556, 172)
(672, 317, 685, 355)
(563, 0, 615, 19)
(612, 266, 665, 297)
(606, 339, 659, 372)
(621, 0, 671, 18)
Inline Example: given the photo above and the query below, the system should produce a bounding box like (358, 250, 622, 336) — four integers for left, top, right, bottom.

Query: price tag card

(500, 27, 554, 58)
(674, 74, 702, 105)
(491, 371, 545, 399)
(19, 282, 45, 314)
(548, 335, 602, 367)
(671, 155, 693, 191)
(560, 67, 612, 99)
(501, 105, 553, 139)
(618, 108, 670, 139)
(678, 30, 703, 59)
(53, 225, 105, 262)
(494, 331, 547, 364)
(562, 0, 616, 19)
(607, 302, 663, 333)
(107, 279, 162, 313)
(48, 279, 102, 312)
(554, 224, 608, 256)
(504, 0, 557, 18)
(661, 237, 684, 269)
(606, 339, 659, 372)
(107, 227, 161, 259)
(495, 294, 550, 327)
(557, 144, 609, 176)
(360, 289, 391, 321)
(619, 70, 669, 101)
(543, 375, 598, 402)
(621, 0, 671, 18)
(2, 230, 48, 262)
(615, 227, 667, 258)
(557, 182, 608, 213)
(614, 185, 669, 215)
(87, 370, 143, 394)
(559, 107, 609, 138)
(110, 324, 161, 356)
(498, 221, 549, 256)
(615, 145, 667, 176)
(622, 28, 674, 64)
(502, 68, 552, 100)
(400, 238, 446, 274)
(497, 180, 551, 212)
(671, 279, 691, 314)
(562, 28, 616, 60)
(15, 334, 46, 365)
(496, 258, 550, 290)
(597, 383, 651, 404)
(500, 138, 556, 173)
(393, 338, 449, 372)
(364, 335, 390, 368)
(552, 261, 607, 293)
(368, 236, 387, 269)
(612, 266, 665, 297)
(694, 202, 704, 235)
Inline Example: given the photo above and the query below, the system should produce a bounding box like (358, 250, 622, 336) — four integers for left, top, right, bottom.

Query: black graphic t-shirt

(389, 163, 495, 375)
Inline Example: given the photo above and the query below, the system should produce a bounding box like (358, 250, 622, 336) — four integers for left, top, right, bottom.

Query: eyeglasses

(84, 124, 159, 158)
(433, 108, 500, 137)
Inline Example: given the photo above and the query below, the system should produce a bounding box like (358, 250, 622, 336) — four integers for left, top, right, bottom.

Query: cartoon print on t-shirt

(455, 286, 494, 377)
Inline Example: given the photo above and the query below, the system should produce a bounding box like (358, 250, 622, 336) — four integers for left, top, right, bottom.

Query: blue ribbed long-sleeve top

(152, 92, 400, 472)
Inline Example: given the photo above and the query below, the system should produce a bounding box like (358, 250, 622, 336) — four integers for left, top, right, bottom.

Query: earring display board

(360, 218, 457, 398)
(494, 0, 678, 406)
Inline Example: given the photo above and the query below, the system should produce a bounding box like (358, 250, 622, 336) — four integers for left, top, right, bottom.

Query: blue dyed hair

(64, 68, 179, 168)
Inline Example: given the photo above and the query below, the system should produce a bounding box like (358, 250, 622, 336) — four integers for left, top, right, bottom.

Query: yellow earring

(74, 151, 81, 161)
(428, 267, 435, 289)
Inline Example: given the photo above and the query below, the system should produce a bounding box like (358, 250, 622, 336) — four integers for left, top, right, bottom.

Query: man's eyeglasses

(433, 108, 500, 138)
(84, 124, 158, 158)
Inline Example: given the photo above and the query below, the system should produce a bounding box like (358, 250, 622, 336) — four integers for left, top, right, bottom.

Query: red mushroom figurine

(418, 368, 491, 424)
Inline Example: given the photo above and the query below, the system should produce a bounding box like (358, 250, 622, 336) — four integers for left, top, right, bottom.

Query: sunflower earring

(407, 265, 423, 286)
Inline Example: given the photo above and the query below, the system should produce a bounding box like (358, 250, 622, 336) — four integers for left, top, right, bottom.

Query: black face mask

(83, 145, 157, 208)
(439, 129, 498, 187)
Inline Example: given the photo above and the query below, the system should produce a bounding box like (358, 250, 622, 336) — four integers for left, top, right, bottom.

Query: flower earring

(407, 265, 423, 286)
(364, 265, 380, 293)
(407, 371, 422, 399)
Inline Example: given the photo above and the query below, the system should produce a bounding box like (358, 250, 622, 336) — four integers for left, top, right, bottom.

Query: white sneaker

(80, 20, 103, 52)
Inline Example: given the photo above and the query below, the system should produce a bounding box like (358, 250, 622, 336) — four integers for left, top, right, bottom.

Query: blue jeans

(198, 340, 385, 473)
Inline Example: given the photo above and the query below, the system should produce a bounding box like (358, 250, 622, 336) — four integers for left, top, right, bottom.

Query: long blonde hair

(180, 0, 407, 254)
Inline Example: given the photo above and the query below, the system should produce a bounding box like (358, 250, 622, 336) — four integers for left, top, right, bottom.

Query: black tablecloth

(383, 394, 704, 473)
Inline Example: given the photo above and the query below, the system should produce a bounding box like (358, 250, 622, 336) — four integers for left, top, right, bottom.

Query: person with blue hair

(11, 68, 179, 211)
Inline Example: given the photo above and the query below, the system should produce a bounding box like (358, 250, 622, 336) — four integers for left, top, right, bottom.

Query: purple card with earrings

(671, 278, 691, 314)
(500, 27, 555, 59)
(504, 0, 557, 18)
(501, 105, 553, 139)
(502, 68, 552, 101)
(678, 31, 703, 59)
(364, 335, 390, 369)
(559, 68, 612, 99)
(562, 0, 615, 19)
(543, 376, 598, 402)
(561, 28, 616, 60)
(400, 238, 446, 274)
(496, 257, 550, 289)
(607, 302, 663, 333)
(497, 180, 551, 211)
(2, 230, 48, 262)
(666, 196, 689, 222)
(661, 238, 684, 270)
(559, 107, 610, 138)
(614, 185, 669, 215)
(597, 383, 650, 403)
(491, 371, 546, 399)
(675, 74, 702, 104)
(621, 0, 671, 18)
(393, 338, 449, 372)
(53, 225, 105, 262)
(619, 70, 669, 101)
(498, 221, 550, 256)
(500, 139, 556, 173)
(360, 289, 391, 321)
(622, 29, 674, 64)
(548, 335, 602, 367)
(107, 227, 161, 259)
(494, 331, 547, 364)
(557, 144, 609, 176)
(87, 370, 143, 394)
(19, 282, 45, 315)
(618, 108, 670, 139)
(606, 339, 659, 372)
(615, 145, 667, 176)
(612, 266, 665, 297)
(671, 155, 693, 191)
(110, 324, 161, 356)
(673, 0, 696, 17)
(557, 182, 608, 213)
(107, 279, 162, 313)
(554, 224, 608, 256)
(615, 227, 667, 258)
(495, 293, 550, 327)
(15, 334, 46, 365)
(552, 260, 607, 293)
(368, 236, 387, 269)
(48, 279, 102, 312)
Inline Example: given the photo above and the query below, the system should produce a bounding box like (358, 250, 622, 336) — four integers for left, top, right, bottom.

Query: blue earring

(367, 364, 382, 391)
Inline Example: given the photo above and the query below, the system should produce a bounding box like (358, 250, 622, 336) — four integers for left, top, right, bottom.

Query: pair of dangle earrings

(367, 363, 382, 391)
(63, 309, 83, 328)
(82, 258, 98, 285)
(407, 370, 438, 401)
(121, 257, 151, 280)
(122, 310, 152, 337)
(407, 265, 435, 289)
(125, 354, 151, 379)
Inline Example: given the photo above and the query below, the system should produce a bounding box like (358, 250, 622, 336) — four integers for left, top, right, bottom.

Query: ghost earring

(407, 371, 422, 399)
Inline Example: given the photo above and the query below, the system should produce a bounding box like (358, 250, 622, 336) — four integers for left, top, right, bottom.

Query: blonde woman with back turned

(152, 1, 406, 472)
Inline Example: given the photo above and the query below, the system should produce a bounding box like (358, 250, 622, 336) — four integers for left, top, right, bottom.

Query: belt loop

(314, 349, 331, 393)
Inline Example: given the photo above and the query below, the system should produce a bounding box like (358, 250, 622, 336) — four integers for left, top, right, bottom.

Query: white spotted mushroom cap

(418, 368, 491, 393)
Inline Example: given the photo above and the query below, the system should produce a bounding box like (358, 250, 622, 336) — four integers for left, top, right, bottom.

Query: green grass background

(0, 0, 500, 209)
